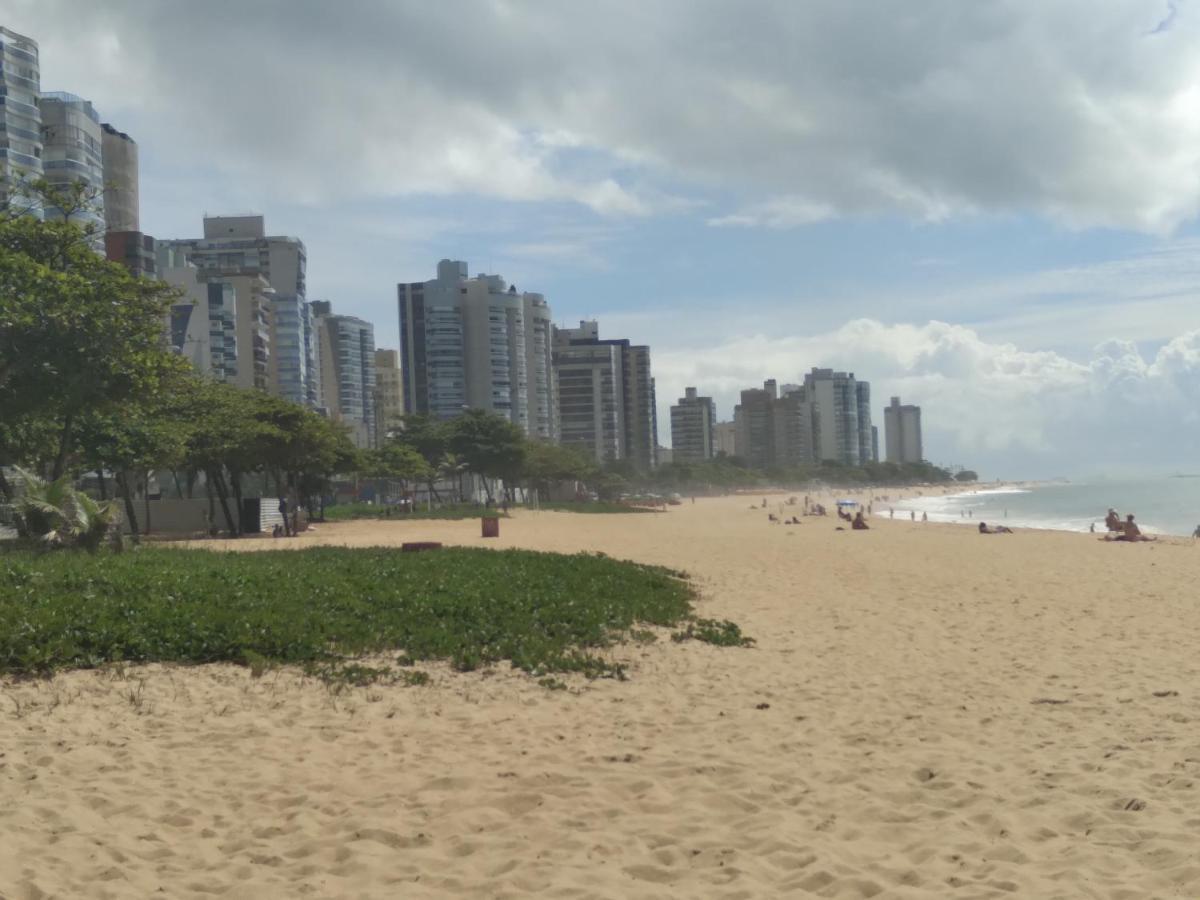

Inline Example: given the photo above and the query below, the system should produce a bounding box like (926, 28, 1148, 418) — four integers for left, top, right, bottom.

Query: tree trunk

(229, 468, 245, 535)
(96, 469, 108, 500)
(52, 412, 74, 480)
(0, 467, 12, 503)
(116, 471, 140, 543)
(210, 468, 238, 535)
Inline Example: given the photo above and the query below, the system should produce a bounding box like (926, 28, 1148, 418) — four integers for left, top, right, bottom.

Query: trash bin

(481, 516, 500, 538)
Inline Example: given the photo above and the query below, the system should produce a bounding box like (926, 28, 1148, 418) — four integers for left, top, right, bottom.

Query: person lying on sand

(1103, 514, 1157, 542)
(852, 511, 869, 530)
(978, 522, 1012, 534)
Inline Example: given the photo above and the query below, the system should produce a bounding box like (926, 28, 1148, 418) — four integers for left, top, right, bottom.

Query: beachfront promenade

(3, 496, 1197, 898)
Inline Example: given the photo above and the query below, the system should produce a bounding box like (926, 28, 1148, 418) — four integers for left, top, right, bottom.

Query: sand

(3, 497, 1200, 899)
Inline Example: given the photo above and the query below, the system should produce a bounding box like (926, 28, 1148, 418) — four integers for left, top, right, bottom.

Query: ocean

(883, 477, 1200, 537)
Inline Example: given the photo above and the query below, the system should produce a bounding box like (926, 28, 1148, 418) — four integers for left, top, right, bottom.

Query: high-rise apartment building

(39, 92, 106, 240)
(312, 301, 376, 448)
(714, 421, 737, 457)
(268, 295, 318, 407)
(884, 396, 923, 463)
(773, 385, 815, 468)
(554, 322, 625, 463)
(398, 260, 556, 438)
(374, 349, 405, 441)
(855, 380, 875, 463)
(552, 321, 657, 469)
(160, 215, 317, 404)
(100, 123, 137, 233)
(162, 261, 239, 382)
(670, 387, 716, 462)
(733, 381, 778, 469)
(803, 368, 873, 466)
(0, 27, 42, 215)
(161, 215, 306, 299)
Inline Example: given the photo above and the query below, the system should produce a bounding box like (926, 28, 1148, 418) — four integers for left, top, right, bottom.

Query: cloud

(12, 0, 1200, 231)
(652, 319, 1200, 477)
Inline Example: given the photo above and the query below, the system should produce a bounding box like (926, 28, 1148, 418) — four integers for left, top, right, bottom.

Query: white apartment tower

(803, 368, 874, 466)
(397, 260, 557, 439)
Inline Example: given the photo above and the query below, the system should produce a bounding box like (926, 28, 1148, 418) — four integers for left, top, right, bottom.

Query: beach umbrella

(836, 499, 857, 507)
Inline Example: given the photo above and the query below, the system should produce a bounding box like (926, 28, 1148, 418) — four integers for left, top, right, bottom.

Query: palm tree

(12, 467, 121, 551)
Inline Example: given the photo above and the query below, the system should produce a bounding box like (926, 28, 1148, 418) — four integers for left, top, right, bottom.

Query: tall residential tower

(552, 321, 657, 469)
(884, 396, 923, 464)
(670, 387, 716, 462)
(398, 260, 557, 439)
(0, 27, 42, 213)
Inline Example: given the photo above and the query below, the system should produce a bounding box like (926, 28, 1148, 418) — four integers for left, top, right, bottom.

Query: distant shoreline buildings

(3, 22, 931, 470)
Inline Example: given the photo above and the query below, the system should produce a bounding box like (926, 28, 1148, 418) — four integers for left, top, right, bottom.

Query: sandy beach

(3, 496, 1199, 899)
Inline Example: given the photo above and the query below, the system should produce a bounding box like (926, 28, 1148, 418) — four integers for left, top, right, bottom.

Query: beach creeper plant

(0, 547, 753, 679)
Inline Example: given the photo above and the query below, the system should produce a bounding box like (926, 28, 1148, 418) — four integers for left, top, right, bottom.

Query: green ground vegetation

(0, 547, 741, 680)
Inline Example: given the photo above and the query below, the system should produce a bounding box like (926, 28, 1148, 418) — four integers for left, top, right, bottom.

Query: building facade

(398, 260, 556, 439)
(39, 92, 106, 240)
(0, 27, 42, 214)
(670, 387, 716, 462)
(160, 215, 318, 405)
(374, 348, 405, 441)
(100, 122, 138, 233)
(714, 421, 737, 457)
(884, 396, 923, 463)
(161, 260, 239, 382)
(773, 385, 815, 468)
(268, 295, 318, 408)
(161, 215, 307, 300)
(104, 230, 156, 278)
(733, 381, 777, 469)
(313, 301, 376, 448)
(553, 322, 625, 463)
(804, 368, 873, 466)
(552, 321, 657, 469)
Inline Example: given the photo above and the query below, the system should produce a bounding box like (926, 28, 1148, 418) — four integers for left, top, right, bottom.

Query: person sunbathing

(852, 511, 869, 530)
(978, 522, 1012, 534)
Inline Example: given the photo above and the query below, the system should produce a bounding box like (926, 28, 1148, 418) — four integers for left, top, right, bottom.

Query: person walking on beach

(279, 496, 291, 537)
(1193, 524, 1200, 539)
(922, 512, 928, 522)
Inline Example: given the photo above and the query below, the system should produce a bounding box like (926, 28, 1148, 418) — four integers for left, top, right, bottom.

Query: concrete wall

(145, 498, 211, 535)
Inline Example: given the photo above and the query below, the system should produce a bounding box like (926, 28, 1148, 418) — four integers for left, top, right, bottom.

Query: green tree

(522, 440, 596, 497)
(0, 187, 186, 482)
(445, 409, 527, 503)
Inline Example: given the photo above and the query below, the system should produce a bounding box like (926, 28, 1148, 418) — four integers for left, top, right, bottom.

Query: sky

(9, 0, 1200, 479)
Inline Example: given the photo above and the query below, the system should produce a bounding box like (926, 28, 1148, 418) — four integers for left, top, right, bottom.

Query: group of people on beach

(1099, 508, 1155, 542)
